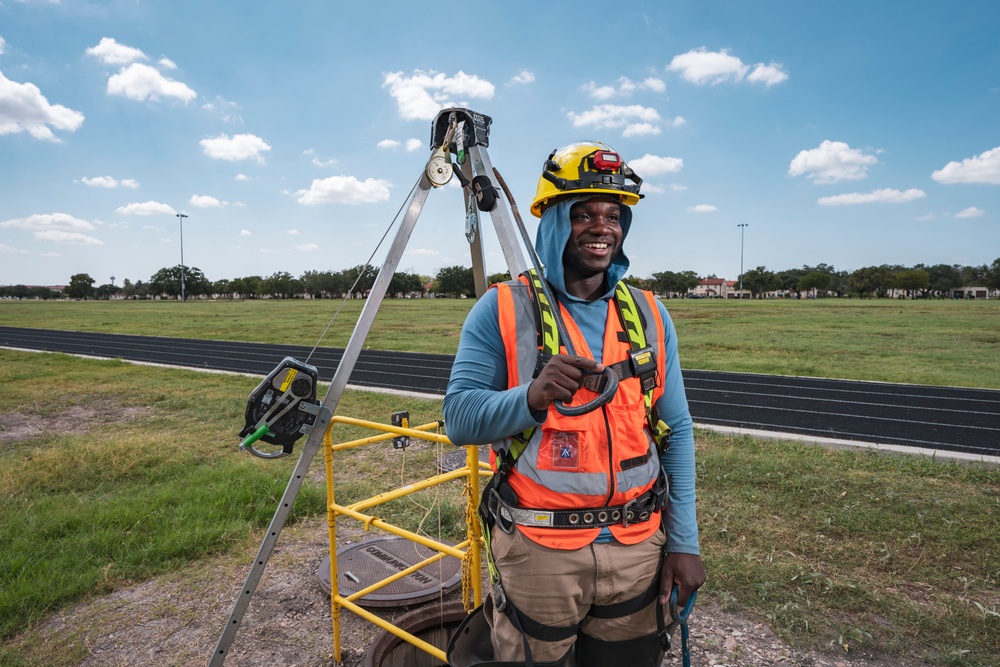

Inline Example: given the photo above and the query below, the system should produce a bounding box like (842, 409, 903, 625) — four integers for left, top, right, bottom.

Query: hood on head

(534, 196, 632, 300)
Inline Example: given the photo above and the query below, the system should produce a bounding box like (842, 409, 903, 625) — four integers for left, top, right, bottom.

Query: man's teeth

(583, 243, 608, 249)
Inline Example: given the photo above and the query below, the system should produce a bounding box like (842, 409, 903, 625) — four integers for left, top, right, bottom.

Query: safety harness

(476, 270, 674, 665)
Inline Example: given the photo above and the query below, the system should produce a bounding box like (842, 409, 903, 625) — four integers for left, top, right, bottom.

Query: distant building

(688, 278, 748, 299)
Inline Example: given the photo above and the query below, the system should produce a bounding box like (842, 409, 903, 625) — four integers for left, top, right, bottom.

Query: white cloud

(818, 188, 926, 206)
(629, 154, 684, 176)
(115, 201, 177, 215)
(240, 229, 252, 236)
(642, 77, 667, 93)
(931, 146, 1000, 185)
(407, 248, 440, 256)
(669, 48, 747, 85)
(687, 204, 718, 213)
(296, 243, 320, 252)
(295, 175, 392, 205)
(509, 70, 535, 85)
(382, 70, 495, 121)
(0, 212, 94, 230)
(80, 176, 139, 189)
(669, 48, 788, 87)
(582, 76, 666, 99)
(955, 206, 985, 218)
(85, 37, 147, 65)
(190, 195, 223, 208)
(1, 243, 27, 253)
(235, 174, 251, 181)
(34, 230, 103, 245)
(158, 57, 177, 70)
(378, 139, 400, 149)
(406, 138, 422, 152)
(789, 140, 878, 184)
(914, 212, 935, 221)
(670, 116, 686, 128)
(567, 105, 661, 137)
(286, 229, 300, 235)
(200, 133, 271, 162)
(622, 123, 661, 137)
(642, 183, 665, 194)
(107, 63, 196, 102)
(669, 183, 688, 192)
(0, 37, 7, 56)
(747, 63, 789, 87)
(0, 71, 84, 141)
(81, 176, 118, 188)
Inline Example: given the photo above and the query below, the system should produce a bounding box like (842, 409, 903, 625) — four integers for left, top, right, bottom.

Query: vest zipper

(601, 404, 615, 506)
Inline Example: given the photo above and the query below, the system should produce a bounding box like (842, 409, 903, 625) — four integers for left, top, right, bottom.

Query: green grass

(1, 298, 999, 665)
(1, 351, 997, 665)
(696, 431, 1000, 665)
(3, 297, 999, 388)
(0, 349, 451, 666)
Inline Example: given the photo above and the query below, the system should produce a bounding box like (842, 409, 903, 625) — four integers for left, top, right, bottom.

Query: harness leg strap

(575, 631, 665, 667)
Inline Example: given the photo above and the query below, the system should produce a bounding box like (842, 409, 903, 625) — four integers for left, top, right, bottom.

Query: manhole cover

(318, 536, 462, 607)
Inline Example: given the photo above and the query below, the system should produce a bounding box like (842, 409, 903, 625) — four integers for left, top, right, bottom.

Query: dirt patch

(8, 513, 921, 667)
(0, 404, 153, 444)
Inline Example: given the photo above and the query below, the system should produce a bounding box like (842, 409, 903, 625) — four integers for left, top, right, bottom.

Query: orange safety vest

(493, 275, 667, 550)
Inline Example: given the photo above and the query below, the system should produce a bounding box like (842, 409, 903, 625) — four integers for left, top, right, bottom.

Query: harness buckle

(628, 346, 658, 393)
(492, 580, 508, 613)
(621, 496, 639, 528)
(488, 487, 516, 534)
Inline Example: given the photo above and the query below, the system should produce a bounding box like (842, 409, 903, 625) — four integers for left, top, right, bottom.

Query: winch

(238, 356, 325, 459)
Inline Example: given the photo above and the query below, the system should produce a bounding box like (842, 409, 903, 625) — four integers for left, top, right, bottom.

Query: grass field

(1, 298, 998, 666)
(0, 351, 996, 666)
(2, 296, 1000, 389)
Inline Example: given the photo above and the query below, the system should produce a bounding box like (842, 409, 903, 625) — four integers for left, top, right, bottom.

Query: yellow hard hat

(529, 142, 643, 217)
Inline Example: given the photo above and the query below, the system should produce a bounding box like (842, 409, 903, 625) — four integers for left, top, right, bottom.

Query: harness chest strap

(514, 270, 671, 454)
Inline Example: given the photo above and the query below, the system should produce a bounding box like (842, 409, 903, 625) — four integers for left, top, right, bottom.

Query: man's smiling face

(562, 196, 623, 285)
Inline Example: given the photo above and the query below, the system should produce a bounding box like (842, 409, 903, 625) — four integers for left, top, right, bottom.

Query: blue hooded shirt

(443, 196, 700, 555)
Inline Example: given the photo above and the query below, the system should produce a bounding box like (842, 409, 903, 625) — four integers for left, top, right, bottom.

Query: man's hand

(526, 354, 604, 412)
(659, 552, 706, 608)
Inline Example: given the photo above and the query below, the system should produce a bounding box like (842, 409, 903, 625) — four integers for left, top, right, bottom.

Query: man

(444, 142, 704, 666)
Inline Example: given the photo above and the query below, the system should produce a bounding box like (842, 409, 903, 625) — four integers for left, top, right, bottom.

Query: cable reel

(238, 357, 325, 459)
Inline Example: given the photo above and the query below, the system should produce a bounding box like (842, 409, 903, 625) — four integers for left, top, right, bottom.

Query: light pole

(176, 213, 188, 302)
(738, 223, 748, 300)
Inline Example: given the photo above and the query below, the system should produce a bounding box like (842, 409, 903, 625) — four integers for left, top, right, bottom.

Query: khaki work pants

(488, 525, 666, 663)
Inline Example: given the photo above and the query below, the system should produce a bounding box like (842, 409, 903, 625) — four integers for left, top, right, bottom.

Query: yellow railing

(322, 415, 491, 664)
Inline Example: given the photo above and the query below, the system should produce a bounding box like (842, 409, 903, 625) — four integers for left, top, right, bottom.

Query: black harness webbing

(475, 273, 677, 665)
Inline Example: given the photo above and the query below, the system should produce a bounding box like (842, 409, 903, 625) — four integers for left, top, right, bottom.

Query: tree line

(724, 260, 1000, 299)
(3, 258, 999, 301)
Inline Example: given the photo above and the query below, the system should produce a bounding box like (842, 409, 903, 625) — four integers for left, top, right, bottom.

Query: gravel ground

(16, 516, 922, 667)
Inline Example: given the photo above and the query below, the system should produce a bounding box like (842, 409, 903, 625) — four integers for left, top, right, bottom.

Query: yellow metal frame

(323, 415, 491, 664)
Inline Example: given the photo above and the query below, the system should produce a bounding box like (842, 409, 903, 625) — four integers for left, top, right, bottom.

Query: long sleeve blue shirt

(443, 287, 701, 556)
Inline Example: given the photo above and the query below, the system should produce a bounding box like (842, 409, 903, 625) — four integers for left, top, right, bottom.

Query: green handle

(240, 424, 271, 449)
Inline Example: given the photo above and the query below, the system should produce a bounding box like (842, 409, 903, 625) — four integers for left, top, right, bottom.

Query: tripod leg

(208, 175, 434, 666)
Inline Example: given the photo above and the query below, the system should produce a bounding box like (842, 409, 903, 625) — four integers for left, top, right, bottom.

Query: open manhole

(318, 536, 462, 607)
(364, 599, 469, 667)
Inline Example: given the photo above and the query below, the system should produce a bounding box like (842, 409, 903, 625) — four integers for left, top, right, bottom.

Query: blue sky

(1, 0, 998, 288)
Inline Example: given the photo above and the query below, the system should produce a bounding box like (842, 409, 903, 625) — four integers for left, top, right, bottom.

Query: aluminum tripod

(208, 108, 527, 666)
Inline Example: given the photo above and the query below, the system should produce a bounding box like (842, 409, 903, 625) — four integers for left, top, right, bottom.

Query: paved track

(2, 326, 998, 458)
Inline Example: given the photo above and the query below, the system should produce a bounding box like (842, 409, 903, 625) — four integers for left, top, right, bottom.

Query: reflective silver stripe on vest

(509, 282, 538, 384)
(617, 439, 661, 492)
